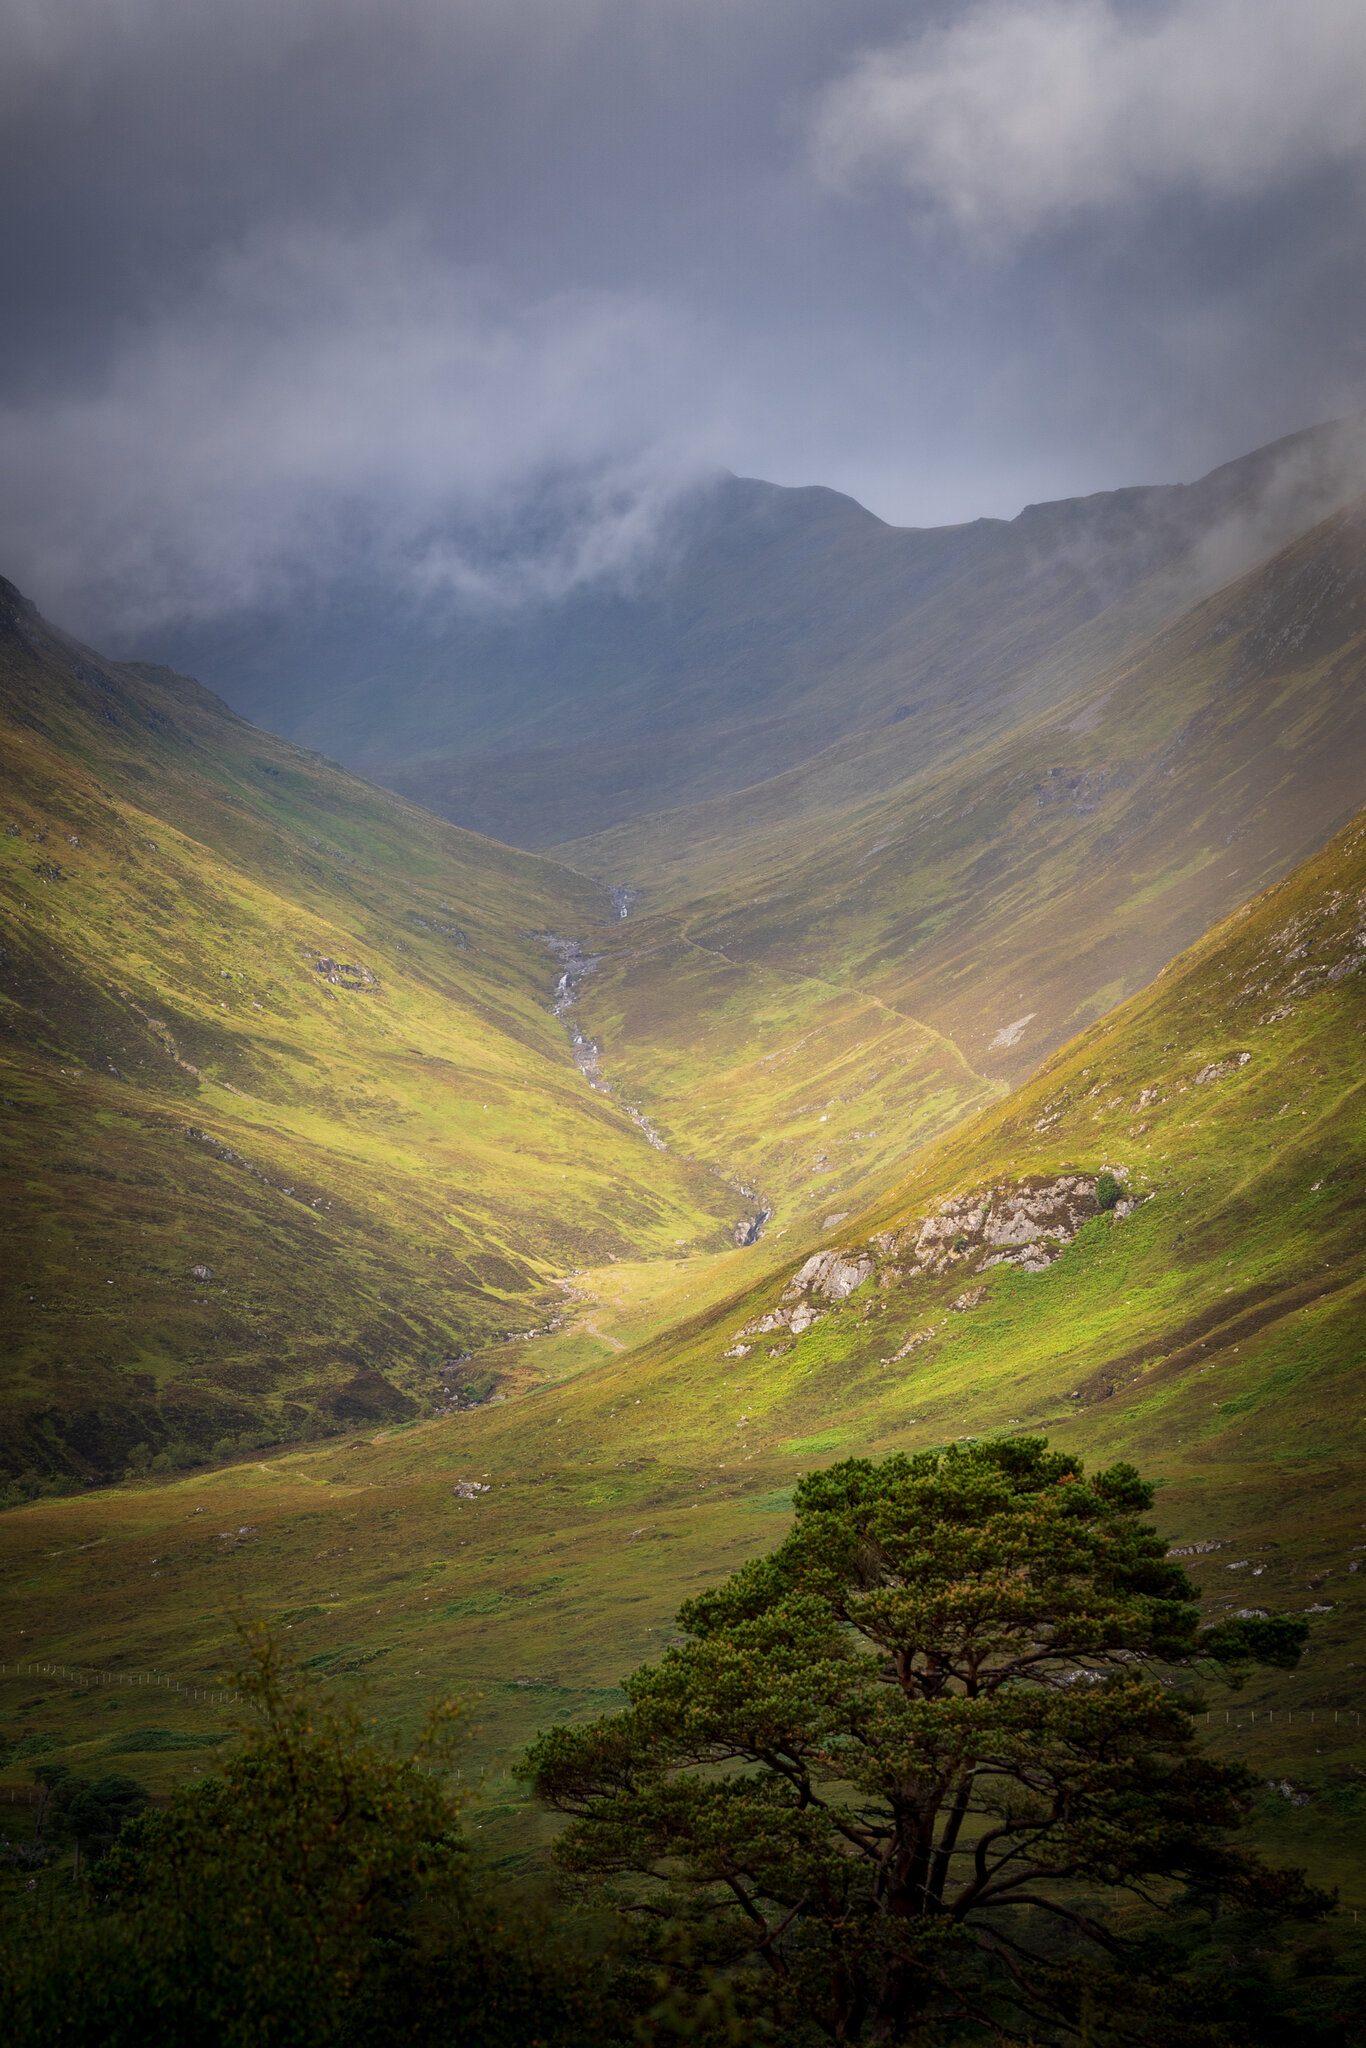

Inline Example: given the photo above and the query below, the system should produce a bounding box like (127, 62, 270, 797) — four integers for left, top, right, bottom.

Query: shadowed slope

(562, 500, 1366, 1180)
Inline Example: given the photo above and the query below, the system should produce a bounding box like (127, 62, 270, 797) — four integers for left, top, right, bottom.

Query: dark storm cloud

(2, 0, 1364, 634)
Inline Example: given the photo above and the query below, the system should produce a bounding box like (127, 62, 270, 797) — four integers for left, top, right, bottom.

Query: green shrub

(1095, 1169, 1125, 1211)
(0, 1626, 627, 2046)
(105, 1728, 229, 1754)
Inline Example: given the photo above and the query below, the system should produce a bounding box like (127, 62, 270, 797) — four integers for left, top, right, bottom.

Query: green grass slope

(3, 808, 1361, 1890)
(0, 579, 742, 1484)
(554, 911, 1005, 1233)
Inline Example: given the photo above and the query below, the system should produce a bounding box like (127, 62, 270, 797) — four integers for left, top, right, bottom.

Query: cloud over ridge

(0, 1, 1362, 635)
(0, 222, 722, 631)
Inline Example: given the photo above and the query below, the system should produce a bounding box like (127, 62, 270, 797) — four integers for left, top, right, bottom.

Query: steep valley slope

(2, 804, 1362, 1893)
(2, 418, 1364, 1902)
(94, 424, 1366, 1256)
(557, 500, 1366, 1226)
(0, 578, 744, 1484)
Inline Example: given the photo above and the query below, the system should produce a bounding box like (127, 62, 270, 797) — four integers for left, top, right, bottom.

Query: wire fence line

(0, 1658, 243, 1707)
(2, 1657, 1364, 1729)
(1201, 1706, 1362, 1729)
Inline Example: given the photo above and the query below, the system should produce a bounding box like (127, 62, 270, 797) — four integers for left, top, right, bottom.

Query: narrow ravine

(538, 933, 668, 1150)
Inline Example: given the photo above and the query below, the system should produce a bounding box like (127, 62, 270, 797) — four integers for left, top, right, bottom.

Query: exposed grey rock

(749, 1169, 1135, 1357)
(886, 1173, 1118, 1277)
(741, 1245, 872, 1343)
(189, 1263, 213, 1281)
(746, 1300, 822, 1337)
(311, 956, 377, 990)
(951, 1286, 988, 1312)
(1194, 1051, 1251, 1084)
(452, 1479, 491, 1500)
(786, 1248, 874, 1302)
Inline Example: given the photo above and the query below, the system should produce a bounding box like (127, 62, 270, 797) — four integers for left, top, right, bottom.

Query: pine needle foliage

(526, 1439, 1327, 2043)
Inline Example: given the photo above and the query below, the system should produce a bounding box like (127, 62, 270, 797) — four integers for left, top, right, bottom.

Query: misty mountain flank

(146, 417, 1366, 849)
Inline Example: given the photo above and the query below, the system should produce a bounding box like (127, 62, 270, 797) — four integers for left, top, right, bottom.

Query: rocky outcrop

(1194, 1051, 1251, 1085)
(1232, 851, 1366, 1021)
(738, 1248, 874, 1338)
(728, 1170, 1133, 1356)
(880, 1172, 1127, 1278)
(311, 955, 377, 990)
(743, 1300, 823, 1339)
(787, 1249, 875, 1301)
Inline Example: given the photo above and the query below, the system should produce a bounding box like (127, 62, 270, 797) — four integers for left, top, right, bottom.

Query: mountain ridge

(141, 416, 1366, 848)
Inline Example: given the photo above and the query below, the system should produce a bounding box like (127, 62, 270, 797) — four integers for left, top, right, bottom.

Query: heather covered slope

(149, 420, 1364, 849)
(3, 811, 1361, 1890)
(0, 580, 741, 1483)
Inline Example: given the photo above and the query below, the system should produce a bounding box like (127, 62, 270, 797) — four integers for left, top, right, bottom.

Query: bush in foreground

(0, 1625, 622, 2047)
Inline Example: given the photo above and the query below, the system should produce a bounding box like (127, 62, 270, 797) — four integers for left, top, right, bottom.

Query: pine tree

(526, 1438, 1325, 2043)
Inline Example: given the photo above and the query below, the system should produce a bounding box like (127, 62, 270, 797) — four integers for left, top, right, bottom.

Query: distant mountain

(145, 420, 1365, 849)
(0, 579, 738, 1484)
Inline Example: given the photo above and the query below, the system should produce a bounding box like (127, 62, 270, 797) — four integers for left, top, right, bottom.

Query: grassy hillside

(0, 579, 742, 1484)
(3, 806, 1361, 1891)
(148, 421, 1364, 848)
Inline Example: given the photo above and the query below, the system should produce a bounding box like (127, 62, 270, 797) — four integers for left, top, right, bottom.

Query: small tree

(1, 1627, 625, 2048)
(32, 1763, 149, 1875)
(96, 1625, 466, 2039)
(527, 1440, 1323, 2044)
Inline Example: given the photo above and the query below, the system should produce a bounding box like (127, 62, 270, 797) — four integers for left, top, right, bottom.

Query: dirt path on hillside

(580, 1316, 627, 1353)
(669, 922, 993, 1089)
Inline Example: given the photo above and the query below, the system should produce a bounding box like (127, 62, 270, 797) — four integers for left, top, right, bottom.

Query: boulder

(785, 1249, 874, 1302)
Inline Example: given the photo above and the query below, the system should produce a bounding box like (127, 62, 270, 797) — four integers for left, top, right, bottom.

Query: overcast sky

(3, 0, 1365, 633)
